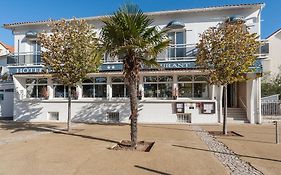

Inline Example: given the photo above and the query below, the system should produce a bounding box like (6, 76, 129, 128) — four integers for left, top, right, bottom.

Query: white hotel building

(2, 3, 266, 124)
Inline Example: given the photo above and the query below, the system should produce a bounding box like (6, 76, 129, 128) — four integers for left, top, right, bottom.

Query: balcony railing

(103, 44, 197, 63)
(7, 52, 41, 66)
(8, 41, 268, 66)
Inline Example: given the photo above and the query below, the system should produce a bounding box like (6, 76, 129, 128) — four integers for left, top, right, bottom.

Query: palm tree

(101, 3, 169, 148)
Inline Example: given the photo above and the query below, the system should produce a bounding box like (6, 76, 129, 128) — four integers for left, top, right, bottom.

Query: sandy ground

(0, 122, 228, 175)
(202, 123, 281, 175)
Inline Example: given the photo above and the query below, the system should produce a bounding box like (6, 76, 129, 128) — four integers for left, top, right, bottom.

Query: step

(227, 117, 249, 124)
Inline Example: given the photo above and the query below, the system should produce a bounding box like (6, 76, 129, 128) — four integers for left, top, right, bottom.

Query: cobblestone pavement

(192, 125, 264, 175)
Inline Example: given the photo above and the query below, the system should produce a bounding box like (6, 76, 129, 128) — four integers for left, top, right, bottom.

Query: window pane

(95, 84, 106, 98)
(194, 76, 208, 81)
(38, 85, 48, 98)
(158, 83, 172, 98)
(83, 85, 94, 98)
(168, 32, 175, 44)
(178, 76, 192, 82)
(144, 84, 157, 97)
(26, 85, 37, 98)
(178, 83, 192, 97)
(159, 76, 173, 82)
(176, 32, 184, 44)
(176, 47, 186, 58)
(95, 77, 107, 83)
(112, 84, 125, 97)
(69, 87, 77, 98)
(26, 78, 37, 84)
(82, 78, 94, 84)
(112, 77, 124, 83)
(52, 78, 61, 84)
(144, 76, 157, 82)
(194, 83, 208, 98)
(168, 47, 175, 58)
(38, 78, 47, 84)
(54, 85, 65, 98)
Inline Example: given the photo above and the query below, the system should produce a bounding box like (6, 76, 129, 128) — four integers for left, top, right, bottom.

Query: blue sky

(0, 0, 279, 46)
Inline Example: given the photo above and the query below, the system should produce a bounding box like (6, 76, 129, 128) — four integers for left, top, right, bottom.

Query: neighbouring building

(0, 41, 14, 119)
(2, 3, 265, 124)
(261, 28, 281, 77)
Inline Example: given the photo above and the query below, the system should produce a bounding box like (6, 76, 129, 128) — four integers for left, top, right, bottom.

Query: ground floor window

(53, 79, 77, 98)
(178, 75, 208, 98)
(112, 77, 128, 97)
(26, 78, 48, 98)
(143, 76, 173, 98)
(82, 77, 107, 98)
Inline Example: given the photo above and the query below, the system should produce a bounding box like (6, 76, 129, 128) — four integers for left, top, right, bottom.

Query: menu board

(175, 102, 185, 113)
(202, 102, 215, 114)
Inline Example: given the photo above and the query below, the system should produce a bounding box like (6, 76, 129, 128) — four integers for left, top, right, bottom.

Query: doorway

(222, 83, 238, 108)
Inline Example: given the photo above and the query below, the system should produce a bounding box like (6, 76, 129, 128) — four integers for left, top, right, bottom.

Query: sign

(8, 66, 44, 74)
(175, 102, 185, 113)
(7, 59, 262, 74)
(159, 61, 196, 69)
(99, 60, 197, 72)
(201, 102, 215, 114)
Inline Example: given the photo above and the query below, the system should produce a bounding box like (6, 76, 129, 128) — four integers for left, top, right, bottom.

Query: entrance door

(223, 83, 237, 108)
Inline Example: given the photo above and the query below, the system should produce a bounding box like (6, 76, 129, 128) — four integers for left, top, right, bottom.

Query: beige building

(262, 28, 281, 77)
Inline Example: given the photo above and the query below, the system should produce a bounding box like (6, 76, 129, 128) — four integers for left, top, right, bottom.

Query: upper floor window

(168, 31, 186, 59)
(26, 78, 48, 98)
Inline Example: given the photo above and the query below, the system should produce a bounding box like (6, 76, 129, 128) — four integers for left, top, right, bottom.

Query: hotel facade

(2, 3, 266, 124)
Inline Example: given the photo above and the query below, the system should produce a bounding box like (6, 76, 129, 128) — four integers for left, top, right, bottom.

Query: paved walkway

(0, 123, 228, 175)
(192, 125, 263, 175)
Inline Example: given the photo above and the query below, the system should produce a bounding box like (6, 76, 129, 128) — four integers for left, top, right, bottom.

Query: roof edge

(3, 3, 265, 29)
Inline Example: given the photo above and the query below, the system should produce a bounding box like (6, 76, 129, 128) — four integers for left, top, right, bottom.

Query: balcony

(103, 44, 197, 63)
(7, 52, 41, 66)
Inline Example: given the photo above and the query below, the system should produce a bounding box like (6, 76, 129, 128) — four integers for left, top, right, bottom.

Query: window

(53, 78, 76, 98)
(48, 112, 59, 121)
(111, 77, 128, 98)
(82, 77, 107, 98)
(144, 76, 173, 98)
(178, 75, 209, 98)
(26, 78, 48, 98)
(168, 31, 186, 59)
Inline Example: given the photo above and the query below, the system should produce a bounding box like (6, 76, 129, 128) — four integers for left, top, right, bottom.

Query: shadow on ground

(0, 121, 119, 144)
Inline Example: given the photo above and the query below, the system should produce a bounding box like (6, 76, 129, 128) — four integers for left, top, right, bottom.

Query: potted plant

(41, 87, 49, 100)
(172, 87, 178, 100)
(71, 89, 79, 100)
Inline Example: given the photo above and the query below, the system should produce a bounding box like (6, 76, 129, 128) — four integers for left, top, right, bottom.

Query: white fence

(261, 101, 281, 116)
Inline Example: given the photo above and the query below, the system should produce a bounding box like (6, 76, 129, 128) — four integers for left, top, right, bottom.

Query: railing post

(274, 121, 279, 144)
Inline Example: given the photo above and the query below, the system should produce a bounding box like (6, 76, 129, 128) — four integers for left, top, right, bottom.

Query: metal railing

(8, 41, 268, 66)
(102, 44, 197, 63)
(261, 100, 281, 116)
(7, 52, 41, 66)
(157, 44, 197, 61)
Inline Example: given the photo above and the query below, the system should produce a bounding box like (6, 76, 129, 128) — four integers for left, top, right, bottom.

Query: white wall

(263, 31, 281, 76)
(0, 83, 14, 118)
(11, 7, 261, 53)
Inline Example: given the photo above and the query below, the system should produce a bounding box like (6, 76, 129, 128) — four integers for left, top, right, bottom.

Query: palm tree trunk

(128, 77, 138, 148)
(67, 86, 72, 132)
(223, 85, 227, 135)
